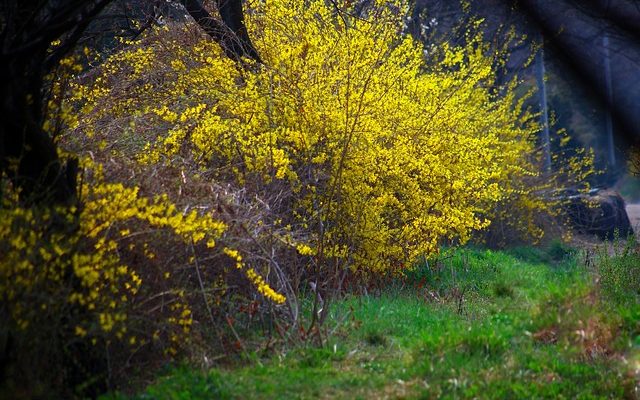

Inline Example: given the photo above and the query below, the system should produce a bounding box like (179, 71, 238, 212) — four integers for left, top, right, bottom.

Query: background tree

(414, 0, 640, 183)
(0, 1, 112, 205)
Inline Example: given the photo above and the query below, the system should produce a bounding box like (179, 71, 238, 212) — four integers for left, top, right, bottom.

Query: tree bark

(0, 48, 78, 206)
(181, 0, 261, 63)
(0, 1, 110, 206)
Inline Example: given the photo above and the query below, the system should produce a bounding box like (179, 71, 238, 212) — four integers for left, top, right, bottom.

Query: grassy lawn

(105, 246, 640, 399)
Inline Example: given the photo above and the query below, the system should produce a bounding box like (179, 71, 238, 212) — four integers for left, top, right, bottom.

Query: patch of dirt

(573, 316, 615, 360)
(532, 326, 558, 344)
(627, 204, 640, 235)
(532, 291, 617, 360)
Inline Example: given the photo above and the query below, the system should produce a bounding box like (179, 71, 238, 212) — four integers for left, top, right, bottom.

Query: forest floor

(105, 245, 640, 399)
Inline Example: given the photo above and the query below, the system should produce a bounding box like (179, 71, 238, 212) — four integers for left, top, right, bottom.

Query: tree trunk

(181, 0, 261, 63)
(602, 31, 616, 169)
(0, 53, 78, 206)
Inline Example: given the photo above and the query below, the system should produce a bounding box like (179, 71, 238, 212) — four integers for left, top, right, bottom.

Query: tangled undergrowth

(0, 157, 291, 396)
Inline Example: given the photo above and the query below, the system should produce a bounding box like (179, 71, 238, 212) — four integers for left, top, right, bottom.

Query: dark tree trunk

(0, 1, 110, 206)
(181, 0, 261, 63)
(0, 56, 78, 206)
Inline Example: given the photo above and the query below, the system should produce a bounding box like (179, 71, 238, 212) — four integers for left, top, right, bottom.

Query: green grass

(105, 246, 640, 399)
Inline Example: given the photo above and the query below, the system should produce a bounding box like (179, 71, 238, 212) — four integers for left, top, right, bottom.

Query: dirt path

(626, 203, 640, 234)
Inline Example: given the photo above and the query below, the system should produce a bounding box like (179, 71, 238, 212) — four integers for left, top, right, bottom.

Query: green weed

(598, 237, 640, 305)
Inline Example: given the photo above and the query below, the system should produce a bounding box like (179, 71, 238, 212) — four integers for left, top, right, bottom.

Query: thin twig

(190, 240, 225, 349)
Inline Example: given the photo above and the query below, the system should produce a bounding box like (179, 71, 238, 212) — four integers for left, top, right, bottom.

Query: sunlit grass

(105, 246, 640, 399)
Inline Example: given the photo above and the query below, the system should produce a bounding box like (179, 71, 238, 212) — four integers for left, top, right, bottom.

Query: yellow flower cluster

(223, 248, 286, 304)
(0, 157, 230, 346)
(136, 0, 539, 272)
(70, 0, 591, 276)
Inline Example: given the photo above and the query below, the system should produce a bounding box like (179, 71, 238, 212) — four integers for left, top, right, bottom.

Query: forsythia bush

(0, 157, 285, 335)
(75, 0, 556, 277)
(2, 0, 596, 394)
(0, 156, 286, 393)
